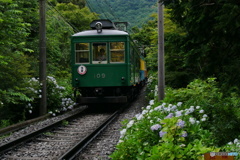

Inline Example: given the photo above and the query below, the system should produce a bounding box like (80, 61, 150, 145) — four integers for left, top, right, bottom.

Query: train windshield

(75, 43, 89, 64)
(110, 42, 125, 63)
(92, 43, 107, 64)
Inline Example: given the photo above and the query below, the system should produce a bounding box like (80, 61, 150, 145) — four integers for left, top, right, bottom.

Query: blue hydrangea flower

(177, 119, 185, 128)
(181, 131, 188, 137)
(151, 124, 162, 131)
(159, 131, 167, 137)
(165, 113, 174, 119)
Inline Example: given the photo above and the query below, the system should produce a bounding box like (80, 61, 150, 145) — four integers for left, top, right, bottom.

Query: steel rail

(59, 109, 120, 160)
(0, 106, 87, 154)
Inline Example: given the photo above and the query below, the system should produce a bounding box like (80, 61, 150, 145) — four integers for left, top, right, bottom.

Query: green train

(71, 20, 147, 104)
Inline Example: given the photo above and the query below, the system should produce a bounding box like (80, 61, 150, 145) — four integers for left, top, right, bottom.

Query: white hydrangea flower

(171, 105, 177, 111)
(136, 114, 143, 121)
(118, 140, 124, 143)
(203, 114, 208, 118)
(146, 105, 151, 110)
(199, 110, 204, 113)
(175, 111, 182, 117)
(120, 129, 127, 138)
(142, 110, 148, 115)
(234, 139, 239, 144)
(154, 105, 162, 111)
(228, 142, 233, 145)
(127, 120, 135, 128)
(177, 102, 183, 106)
(149, 100, 154, 105)
(189, 117, 196, 124)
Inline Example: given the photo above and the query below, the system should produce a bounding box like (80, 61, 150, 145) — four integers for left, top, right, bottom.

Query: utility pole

(39, 0, 47, 115)
(158, 1, 165, 101)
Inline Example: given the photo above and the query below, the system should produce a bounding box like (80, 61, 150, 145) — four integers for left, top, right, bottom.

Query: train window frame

(92, 42, 108, 64)
(110, 42, 125, 63)
(75, 43, 90, 64)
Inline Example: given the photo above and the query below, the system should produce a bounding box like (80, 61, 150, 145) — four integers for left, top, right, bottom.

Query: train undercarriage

(75, 80, 146, 104)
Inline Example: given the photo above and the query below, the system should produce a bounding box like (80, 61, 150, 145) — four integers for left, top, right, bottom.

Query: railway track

(0, 105, 121, 160)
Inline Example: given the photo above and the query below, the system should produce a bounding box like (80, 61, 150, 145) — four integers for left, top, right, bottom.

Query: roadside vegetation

(0, 0, 97, 128)
(110, 78, 240, 159)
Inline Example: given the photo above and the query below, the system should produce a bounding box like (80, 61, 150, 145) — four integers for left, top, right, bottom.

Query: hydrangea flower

(234, 139, 239, 144)
(159, 131, 167, 137)
(177, 102, 183, 106)
(120, 129, 127, 138)
(180, 144, 186, 147)
(171, 105, 177, 111)
(135, 114, 143, 120)
(149, 100, 154, 105)
(181, 131, 188, 137)
(203, 114, 208, 118)
(199, 109, 204, 113)
(146, 105, 151, 110)
(228, 142, 233, 145)
(189, 117, 196, 124)
(165, 113, 174, 119)
(127, 120, 135, 128)
(151, 124, 162, 131)
(175, 111, 182, 117)
(177, 119, 185, 128)
(154, 105, 162, 111)
(142, 110, 148, 115)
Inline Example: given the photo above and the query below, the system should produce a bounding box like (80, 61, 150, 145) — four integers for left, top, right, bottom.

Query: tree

(164, 0, 240, 91)
(55, 3, 97, 31)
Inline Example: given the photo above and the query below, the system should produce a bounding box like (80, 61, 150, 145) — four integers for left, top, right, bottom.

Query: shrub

(163, 78, 240, 146)
(26, 76, 76, 117)
(0, 75, 76, 127)
(111, 77, 240, 159)
(110, 101, 219, 159)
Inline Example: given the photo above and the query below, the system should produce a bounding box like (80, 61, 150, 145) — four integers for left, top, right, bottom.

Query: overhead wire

(95, 0, 109, 19)
(102, 0, 119, 21)
(47, 0, 80, 33)
(85, 0, 100, 19)
(46, 5, 75, 34)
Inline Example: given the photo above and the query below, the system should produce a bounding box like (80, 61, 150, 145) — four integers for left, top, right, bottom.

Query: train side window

(75, 43, 89, 64)
(92, 43, 107, 64)
(110, 42, 125, 63)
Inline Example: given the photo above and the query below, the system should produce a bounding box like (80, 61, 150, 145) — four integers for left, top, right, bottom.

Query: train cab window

(92, 43, 107, 64)
(75, 43, 89, 64)
(110, 42, 125, 63)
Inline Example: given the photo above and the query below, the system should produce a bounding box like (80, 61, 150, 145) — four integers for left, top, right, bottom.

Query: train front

(71, 20, 130, 104)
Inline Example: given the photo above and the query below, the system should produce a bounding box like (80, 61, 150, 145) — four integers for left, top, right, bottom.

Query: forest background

(0, 0, 240, 146)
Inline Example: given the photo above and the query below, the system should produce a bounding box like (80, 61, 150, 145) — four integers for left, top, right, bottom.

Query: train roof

(72, 29, 129, 37)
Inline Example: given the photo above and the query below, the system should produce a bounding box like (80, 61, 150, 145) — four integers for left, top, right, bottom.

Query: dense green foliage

(110, 78, 240, 159)
(0, 0, 96, 127)
(164, 0, 240, 92)
(86, 0, 157, 29)
(133, 1, 240, 91)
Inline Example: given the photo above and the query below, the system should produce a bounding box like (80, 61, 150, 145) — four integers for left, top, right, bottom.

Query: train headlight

(95, 22, 103, 33)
